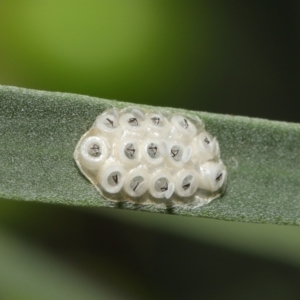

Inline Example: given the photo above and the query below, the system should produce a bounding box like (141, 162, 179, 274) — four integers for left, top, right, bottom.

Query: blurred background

(1, 1, 300, 299)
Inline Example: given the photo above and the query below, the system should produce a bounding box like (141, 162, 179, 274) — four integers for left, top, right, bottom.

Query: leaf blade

(1, 85, 300, 225)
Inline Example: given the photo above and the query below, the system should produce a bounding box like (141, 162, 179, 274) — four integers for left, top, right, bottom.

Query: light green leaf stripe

(1, 85, 300, 225)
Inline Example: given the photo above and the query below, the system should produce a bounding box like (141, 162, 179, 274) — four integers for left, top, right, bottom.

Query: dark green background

(1, 1, 300, 299)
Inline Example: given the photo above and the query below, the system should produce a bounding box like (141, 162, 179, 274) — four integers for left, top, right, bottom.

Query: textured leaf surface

(1, 85, 300, 225)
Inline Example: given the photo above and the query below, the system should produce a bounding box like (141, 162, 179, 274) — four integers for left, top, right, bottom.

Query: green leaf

(1, 85, 300, 225)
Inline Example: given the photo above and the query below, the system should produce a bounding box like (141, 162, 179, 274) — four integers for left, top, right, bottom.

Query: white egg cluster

(74, 107, 227, 207)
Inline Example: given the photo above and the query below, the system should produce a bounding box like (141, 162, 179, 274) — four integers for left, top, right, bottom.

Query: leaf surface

(1, 85, 300, 225)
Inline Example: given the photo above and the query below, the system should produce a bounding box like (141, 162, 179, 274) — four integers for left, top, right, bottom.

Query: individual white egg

(149, 170, 175, 199)
(193, 131, 220, 162)
(165, 140, 186, 167)
(171, 115, 197, 138)
(78, 135, 109, 171)
(124, 168, 149, 197)
(141, 138, 165, 166)
(117, 138, 140, 166)
(145, 112, 171, 137)
(175, 169, 199, 197)
(99, 164, 127, 194)
(198, 161, 227, 192)
(119, 108, 146, 134)
(95, 109, 120, 133)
